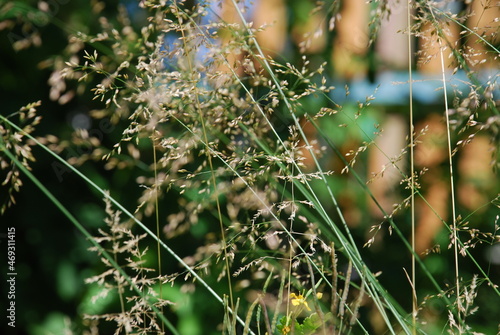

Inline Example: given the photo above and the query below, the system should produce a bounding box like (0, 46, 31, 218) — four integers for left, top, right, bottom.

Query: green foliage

(1, 0, 499, 334)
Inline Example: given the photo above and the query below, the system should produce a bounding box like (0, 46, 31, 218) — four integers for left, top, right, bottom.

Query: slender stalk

(427, 4, 461, 326)
(286, 158, 295, 329)
(407, 1, 417, 332)
(152, 129, 164, 332)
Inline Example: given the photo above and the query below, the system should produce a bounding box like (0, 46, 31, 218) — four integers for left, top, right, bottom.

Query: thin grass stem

(407, 1, 417, 333)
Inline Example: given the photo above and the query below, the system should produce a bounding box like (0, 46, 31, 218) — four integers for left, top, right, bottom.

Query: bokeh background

(1, 0, 499, 334)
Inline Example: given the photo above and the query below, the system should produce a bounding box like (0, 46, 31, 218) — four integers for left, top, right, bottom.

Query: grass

(1, 0, 499, 334)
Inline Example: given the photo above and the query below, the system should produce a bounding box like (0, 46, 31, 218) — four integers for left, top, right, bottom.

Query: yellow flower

(281, 325, 291, 334)
(290, 292, 311, 311)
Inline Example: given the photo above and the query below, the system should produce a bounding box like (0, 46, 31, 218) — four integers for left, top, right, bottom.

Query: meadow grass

(1, 0, 499, 334)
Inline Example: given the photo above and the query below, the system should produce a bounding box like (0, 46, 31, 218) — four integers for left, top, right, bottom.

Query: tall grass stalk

(152, 128, 165, 332)
(434, 13, 461, 329)
(407, 2, 417, 333)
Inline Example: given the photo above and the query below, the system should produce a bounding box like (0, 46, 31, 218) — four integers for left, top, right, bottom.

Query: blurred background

(0, 0, 498, 334)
